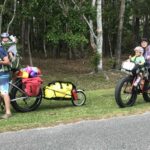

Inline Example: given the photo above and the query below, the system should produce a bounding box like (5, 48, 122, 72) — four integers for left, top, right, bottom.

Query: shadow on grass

(38, 100, 74, 111)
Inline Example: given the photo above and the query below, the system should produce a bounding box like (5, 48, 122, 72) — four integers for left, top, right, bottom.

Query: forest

(1, 0, 150, 70)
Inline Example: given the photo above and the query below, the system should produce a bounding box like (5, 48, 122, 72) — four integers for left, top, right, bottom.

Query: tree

(0, 0, 8, 34)
(96, 0, 103, 70)
(115, 0, 125, 68)
(71, 0, 103, 71)
(7, 0, 17, 32)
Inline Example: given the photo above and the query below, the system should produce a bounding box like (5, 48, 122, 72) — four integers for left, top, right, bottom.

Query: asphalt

(1, 113, 150, 150)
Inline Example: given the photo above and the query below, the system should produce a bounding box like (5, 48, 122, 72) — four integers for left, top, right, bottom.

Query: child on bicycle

(129, 46, 145, 87)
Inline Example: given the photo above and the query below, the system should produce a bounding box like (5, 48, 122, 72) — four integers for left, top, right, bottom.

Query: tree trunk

(21, 0, 25, 55)
(90, 20, 97, 51)
(27, 22, 33, 66)
(7, 0, 16, 33)
(21, 19, 25, 54)
(43, 15, 47, 58)
(0, 0, 8, 34)
(133, 16, 140, 47)
(115, 0, 125, 69)
(90, 0, 97, 51)
(97, 0, 103, 70)
(143, 15, 149, 38)
(43, 38, 47, 58)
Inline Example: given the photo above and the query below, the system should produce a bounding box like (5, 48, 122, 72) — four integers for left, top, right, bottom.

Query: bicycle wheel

(143, 81, 150, 102)
(72, 90, 86, 106)
(10, 80, 42, 112)
(115, 76, 137, 108)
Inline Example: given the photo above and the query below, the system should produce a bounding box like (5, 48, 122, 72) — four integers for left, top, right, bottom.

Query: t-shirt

(0, 46, 9, 71)
(0, 46, 8, 60)
(130, 55, 145, 65)
(144, 45, 150, 65)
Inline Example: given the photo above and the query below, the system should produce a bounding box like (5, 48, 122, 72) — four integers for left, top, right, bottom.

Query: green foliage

(63, 33, 88, 48)
(3, 0, 150, 60)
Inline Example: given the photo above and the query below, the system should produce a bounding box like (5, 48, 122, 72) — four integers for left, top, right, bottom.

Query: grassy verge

(0, 88, 150, 132)
(0, 58, 149, 132)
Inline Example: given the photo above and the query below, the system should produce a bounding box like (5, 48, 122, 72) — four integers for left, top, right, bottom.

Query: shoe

(0, 113, 12, 119)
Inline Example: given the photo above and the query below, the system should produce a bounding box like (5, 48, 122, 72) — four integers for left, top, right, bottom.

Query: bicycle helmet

(134, 46, 144, 54)
(1, 32, 9, 38)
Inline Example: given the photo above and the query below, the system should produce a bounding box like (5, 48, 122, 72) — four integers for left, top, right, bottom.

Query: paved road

(1, 113, 150, 150)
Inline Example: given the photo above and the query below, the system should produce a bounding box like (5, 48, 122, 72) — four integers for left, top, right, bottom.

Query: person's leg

(2, 94, 11, 115)
(0, 73, 12, 118)
(133, 75, 141, 86)
(148, 68, 150, 79)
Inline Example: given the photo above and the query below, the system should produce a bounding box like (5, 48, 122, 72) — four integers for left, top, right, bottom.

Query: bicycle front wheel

(10, 80, 42, 112)
(115, 76, 137, 108)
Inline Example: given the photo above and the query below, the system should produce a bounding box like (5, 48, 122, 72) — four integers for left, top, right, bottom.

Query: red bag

(22, 77, 43, 96)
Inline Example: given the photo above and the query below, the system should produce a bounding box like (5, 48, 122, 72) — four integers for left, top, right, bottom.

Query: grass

(0, 88, 150, 132)
(0, 58, 149, 132)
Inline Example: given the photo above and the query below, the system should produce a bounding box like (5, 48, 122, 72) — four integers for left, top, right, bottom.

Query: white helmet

(1, 32, 9, 38)
(134, 46, 144, 54)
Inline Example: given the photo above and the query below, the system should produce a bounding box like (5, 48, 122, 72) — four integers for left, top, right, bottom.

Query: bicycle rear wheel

(10, 80, 42, 112)
(71, 90, 86, 106)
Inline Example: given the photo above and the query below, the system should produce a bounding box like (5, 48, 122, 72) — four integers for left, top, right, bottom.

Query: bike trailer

(22, 77, 43, 97)
(43, 81, 77, 99)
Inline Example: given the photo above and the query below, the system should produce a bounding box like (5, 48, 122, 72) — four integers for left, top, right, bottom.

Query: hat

(1, 32, 9, 38)
(134, 46, 144, 53)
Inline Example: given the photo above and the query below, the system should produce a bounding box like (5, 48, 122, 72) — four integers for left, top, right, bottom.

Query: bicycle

(115, 61, 150, 108)
(0, 78, 42, 112)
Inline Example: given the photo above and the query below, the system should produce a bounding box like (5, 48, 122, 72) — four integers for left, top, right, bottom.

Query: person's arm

(145, 46, 150, 60)
(138, 57, 145, 65)
(0, 56, 10, 65)
(8, 51, 14, 61)
(130, 55, 136, 62)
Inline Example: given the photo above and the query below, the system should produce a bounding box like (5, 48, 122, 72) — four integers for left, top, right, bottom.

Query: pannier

(22, 77, 43, 96)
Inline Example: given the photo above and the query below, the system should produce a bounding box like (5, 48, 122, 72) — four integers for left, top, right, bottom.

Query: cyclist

(140, 38, 150, 78)
(140, 38, 150, 64)
(0, 33, 12, 119)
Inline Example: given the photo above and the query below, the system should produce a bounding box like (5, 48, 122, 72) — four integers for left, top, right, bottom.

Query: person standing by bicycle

(140, 38, 150, 65)
(0, 33, 12, 119)
(140, 38, 150, 78)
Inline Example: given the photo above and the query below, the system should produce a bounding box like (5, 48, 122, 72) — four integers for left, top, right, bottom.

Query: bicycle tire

(10, 80, 42, 112)
(143, 81, 150, 102)
(71, 90, 86, 106)
(115, 76, 137, 108)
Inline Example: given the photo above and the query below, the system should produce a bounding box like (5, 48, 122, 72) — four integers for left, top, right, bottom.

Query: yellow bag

(44, 81, 74, 99)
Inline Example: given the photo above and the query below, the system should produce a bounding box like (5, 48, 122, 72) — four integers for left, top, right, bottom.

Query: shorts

(0, 72, 10, 95)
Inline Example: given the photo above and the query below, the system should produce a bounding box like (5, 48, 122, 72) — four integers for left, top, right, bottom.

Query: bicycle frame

(9, 79, 28, 102)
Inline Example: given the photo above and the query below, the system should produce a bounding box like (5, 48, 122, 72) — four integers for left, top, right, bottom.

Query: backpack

(9, 53, 21, 71)
(7, 45, 21, 71)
